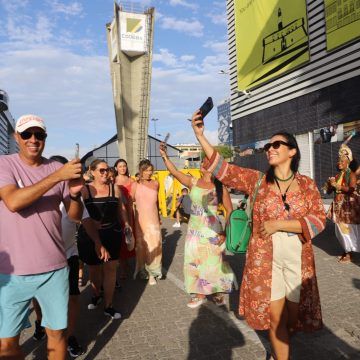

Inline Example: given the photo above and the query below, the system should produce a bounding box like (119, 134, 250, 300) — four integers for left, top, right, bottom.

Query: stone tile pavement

(20, 218, 360, 359)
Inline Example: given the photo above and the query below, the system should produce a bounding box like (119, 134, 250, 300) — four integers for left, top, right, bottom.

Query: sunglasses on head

(264, 140, 292, 152)
(19, 131, 47, 141)
(98, 168, 110, 174)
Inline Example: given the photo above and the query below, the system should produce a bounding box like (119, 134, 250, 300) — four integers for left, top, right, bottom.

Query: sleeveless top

(84, 183, 119, 228)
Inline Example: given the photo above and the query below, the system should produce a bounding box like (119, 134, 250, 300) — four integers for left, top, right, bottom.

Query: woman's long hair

(138, 159, 154, 180)
(214, 178, 223, 205)
(114, 158, 130, 177)
(89, 158, 107, 171)
(266, 132, 301, 184)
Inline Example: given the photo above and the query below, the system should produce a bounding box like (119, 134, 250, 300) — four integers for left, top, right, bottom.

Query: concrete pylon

(106, 2, 155, 175)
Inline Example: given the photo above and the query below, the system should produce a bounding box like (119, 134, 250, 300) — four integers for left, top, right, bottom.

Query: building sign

(234, 0, 310, 90)
(119, 11, 147, 56)
(324, 0, 360, 51)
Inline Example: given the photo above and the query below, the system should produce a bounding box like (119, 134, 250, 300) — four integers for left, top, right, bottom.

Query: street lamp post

(151, 118, 159, 138)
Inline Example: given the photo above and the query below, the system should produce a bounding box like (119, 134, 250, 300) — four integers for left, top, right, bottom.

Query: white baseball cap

(15, 114, 46, 133)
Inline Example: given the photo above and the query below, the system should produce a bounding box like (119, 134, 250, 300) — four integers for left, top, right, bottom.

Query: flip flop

(338, 255, 351, 263)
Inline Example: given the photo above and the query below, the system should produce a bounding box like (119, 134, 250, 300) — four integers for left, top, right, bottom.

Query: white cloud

(208, 13, 227, 25)
(180, 55, 195, 62)
(169, 0, 198, 11)
(0, 46, 116, 159)
(6, 15, 54, 44)
(204, 129, 219, 145)
(204, 40, 228, 54)
(49, 1, 83, 17)
(0, 0, 29, 13)
(160, 16, 204, 37)
(153, 48, 179, 67)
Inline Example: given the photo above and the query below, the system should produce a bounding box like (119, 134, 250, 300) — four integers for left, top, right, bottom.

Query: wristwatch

(69, 192, 81, 201)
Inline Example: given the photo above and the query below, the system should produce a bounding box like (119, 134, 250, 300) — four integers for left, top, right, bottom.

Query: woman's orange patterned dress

(204, 152, 326, 332)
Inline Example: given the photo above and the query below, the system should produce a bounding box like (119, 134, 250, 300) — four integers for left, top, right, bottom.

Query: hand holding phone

(199, 97, 213, 119)
(74, 143, 79, 159)
(163, 133, 170, 145)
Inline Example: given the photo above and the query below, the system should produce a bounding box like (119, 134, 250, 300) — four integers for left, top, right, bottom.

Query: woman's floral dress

(204, 152, 326, 332)
(184, 180, 236, 295)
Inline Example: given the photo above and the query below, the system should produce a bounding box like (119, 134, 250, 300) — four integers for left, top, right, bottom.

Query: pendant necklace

(274, 176, 295, 211)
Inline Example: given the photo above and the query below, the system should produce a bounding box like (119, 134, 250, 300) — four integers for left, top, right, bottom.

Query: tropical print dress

(184, 179, 236, 295)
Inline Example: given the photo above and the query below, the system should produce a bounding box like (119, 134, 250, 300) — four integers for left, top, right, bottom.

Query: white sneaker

(172, 222, 181, 228)
(148, 276, 157, 285)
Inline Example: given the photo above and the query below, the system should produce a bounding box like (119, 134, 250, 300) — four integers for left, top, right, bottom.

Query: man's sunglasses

(19, 131, 47, 141)
(264, 140, 292, 152)
(98, 168, 110, 174)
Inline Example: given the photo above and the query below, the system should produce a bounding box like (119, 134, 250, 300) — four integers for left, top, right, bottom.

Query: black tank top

(84, 184, 119, 227)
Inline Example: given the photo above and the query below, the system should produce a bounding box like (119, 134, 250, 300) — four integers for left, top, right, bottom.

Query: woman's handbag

(225, 173, 263, 254)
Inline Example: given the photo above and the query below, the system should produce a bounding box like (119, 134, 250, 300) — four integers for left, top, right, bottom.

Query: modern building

(106, 2, 155, 175)
(217, 98, 232, 146)
(81, 134, 183, 172)
(226, 0, 360, 188)
(174, 143, 202, 168)
(0, 90, 17, 155)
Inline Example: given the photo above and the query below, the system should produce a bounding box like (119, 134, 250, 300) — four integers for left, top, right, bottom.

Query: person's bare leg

(88, 265, 102, 296)
(176, 210, 180, 223)
(0, 336, 23, 360)
(270, 297, 290, 360)
(67, 295, 79, 338)
(102, 261, 117, 308)
(46, 328, 66, 360)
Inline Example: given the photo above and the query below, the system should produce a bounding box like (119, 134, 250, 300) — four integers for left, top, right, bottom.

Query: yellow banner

(234, 0, 310, 90)
(324, 0, 360, 51)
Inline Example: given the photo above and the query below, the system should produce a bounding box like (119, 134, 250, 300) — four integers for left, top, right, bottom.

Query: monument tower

(106, 2, 155, 174)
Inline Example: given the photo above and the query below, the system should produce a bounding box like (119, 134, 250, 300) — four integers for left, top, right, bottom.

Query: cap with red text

(15, 114, 46, 133)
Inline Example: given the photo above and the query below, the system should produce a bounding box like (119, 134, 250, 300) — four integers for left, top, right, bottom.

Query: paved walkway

(20, 218, 360, 359)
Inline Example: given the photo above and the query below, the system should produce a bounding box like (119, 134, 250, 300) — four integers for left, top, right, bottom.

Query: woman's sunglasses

(264, 140, 292, 152)
(98, 168, 110, 174)
(19, 131, 47, 141)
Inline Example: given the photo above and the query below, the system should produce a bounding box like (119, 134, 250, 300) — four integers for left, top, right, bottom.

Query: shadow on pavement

(161, 227, 183, 277)
(78, 263, 147, 360)
(187, 305, 246, 360)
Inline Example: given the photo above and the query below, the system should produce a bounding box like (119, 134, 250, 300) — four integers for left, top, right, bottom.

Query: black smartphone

(163, 133, 170, 145)
(199, 97, 213, 119)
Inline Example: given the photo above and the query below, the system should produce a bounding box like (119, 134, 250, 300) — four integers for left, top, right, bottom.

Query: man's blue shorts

(0, 267, 69, 338)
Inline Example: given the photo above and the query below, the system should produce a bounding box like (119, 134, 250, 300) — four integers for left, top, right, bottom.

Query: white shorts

(271, 232, 302, 303)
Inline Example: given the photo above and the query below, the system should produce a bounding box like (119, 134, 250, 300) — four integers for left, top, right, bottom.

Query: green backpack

(225, 173, 263, 254)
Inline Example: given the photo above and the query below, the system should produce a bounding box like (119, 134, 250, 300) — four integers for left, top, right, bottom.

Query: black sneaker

(33, 320, 46, 341)
(87, 295, 102, 310)
(67, 336, 85, 358)
(104, 306, 121, 320)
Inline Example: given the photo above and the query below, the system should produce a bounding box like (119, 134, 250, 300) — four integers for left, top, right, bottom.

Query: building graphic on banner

(234, 0, 310, 90)
(324, 0, 360, 51)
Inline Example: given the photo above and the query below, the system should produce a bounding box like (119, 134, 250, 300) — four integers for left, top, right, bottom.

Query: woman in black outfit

(78, 159, 132, 319)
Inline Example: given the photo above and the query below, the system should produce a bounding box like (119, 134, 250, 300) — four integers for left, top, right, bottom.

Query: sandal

(187, 296, 206, 309)
(338, 256, 351, 263)
(213, 294, 226, 307)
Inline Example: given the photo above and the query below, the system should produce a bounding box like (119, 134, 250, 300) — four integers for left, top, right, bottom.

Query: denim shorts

(0, 267, 69, 338)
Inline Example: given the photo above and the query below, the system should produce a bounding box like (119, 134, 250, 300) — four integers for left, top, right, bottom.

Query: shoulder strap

(86, 184, 92, 199)
(249, 172, 264, 219)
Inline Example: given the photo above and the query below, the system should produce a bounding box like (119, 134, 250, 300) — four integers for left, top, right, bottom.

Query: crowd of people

(0, 112, 359, 360)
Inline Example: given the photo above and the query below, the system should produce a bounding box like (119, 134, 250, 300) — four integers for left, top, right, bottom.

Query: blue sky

(0, 0, 229, 159)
